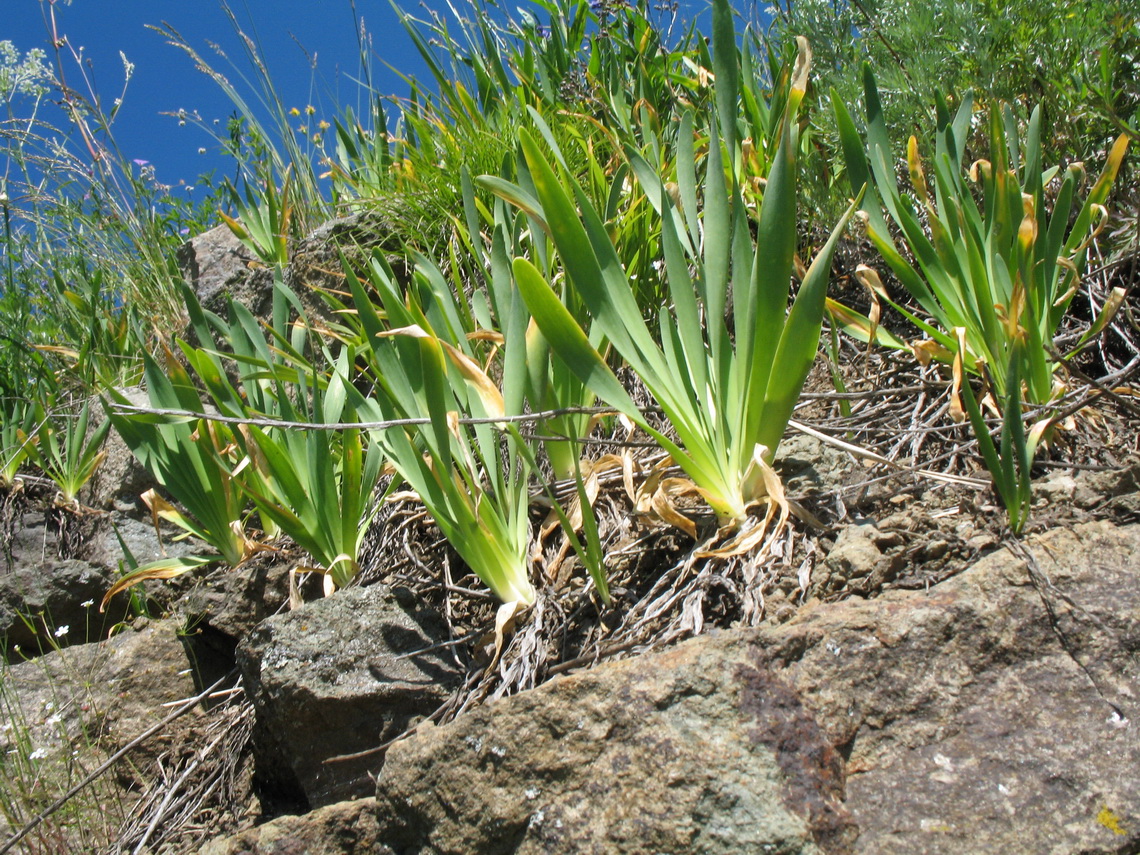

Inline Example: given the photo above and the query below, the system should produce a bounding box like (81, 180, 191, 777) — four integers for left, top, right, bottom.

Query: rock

(375, 630, 856, 855)
(87, 386, 157, 513)
(1078, 458, 1140, 519)
(370, 520, 1140, 854)
(0, 558, 137, 655)
(178, 223, 256, 314)
(823, 520, 1140, 854)
(238, 584, 464, 813)
(776, 433, 855, 497)
(200, 798, 390, 855)
(181, 560, 295, 642)
(287, 213, 404, 293)
(815, 523, 903, 597)
(178, 213, 407, 327)
(176, 560, 309, 703)
(1, 618, 199, 775)
(78, 512, 203, 576)
(0, 619, 224, 852)
(283, 211, 409, 326)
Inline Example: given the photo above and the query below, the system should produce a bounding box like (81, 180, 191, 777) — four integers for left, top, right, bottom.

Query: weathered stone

(200, 798, 390, 855)
(374, 633, 855, 854)
(238, 584, 464, 813)
(765, 519, 1140, 854)
(0, 558, 136, 654)
(287, 213, 404, 292)
(821, 521, 1140, 854)
(181, 561, 296, 643)
(176, 560, 311, 704)
(776, 433, 856, 497)
(178, 213, 406, 328)
(177, 223, 256, 314)
(282, 211, 410, 327)
(0, 619, 219, 851)
(371, 520, 1140, 854)
(814, 522, 903, 597)
(1, 619, 198, 772)
(81, 513, 199, 577)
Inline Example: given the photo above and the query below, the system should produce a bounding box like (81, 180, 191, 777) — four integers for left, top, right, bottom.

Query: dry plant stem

(0, 670, 237, 855)
(788, 418, 989, 488)
(1047, 346, 1140, 421)
(545, 640, 643, 676)
(800, 383, 948, 399)
(130, 720, 234, 854)
(117, 695, 254, 853)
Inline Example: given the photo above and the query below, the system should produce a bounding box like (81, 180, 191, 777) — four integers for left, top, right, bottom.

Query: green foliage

(835, 66, 1129, 404)
(958, 335, 1038, 534)
(104, 352, 250, 570)
(346, 250, 541, 606)
(106, 278, 391, 594)
(236, 370, 385, 590)
(26, 399, 110, 507)
(184, 280, 387, 589)
(2, 9, 228, 432)
(501, 6, 859, 527)
(772, 0, 1140, 166)
(6, 0, 1135, 623)
(218, 169, 296, 269)
(0, 397, 36, 489)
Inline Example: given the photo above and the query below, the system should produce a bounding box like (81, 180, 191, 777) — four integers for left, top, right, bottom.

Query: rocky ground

(0, 223, 1137, 854)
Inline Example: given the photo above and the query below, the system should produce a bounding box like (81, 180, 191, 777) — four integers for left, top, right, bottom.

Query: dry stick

(787, 418, 990, 489)
(1047, 348, 1140, 422)
(800, 382, 947, 400)
(0, 670, 236, 855)
(545, 640, 643, 677)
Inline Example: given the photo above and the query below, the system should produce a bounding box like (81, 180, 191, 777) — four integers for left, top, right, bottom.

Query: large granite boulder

(361, 520, 1139, 854)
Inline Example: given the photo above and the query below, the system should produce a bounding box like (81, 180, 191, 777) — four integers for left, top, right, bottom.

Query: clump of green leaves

(956, 333, 1039, 534)
(26, 399, 110, 507)
(499, 3, 859, 532)
(346, 250, 542, 607)
(104, 351, 252, 574)
(218, 168, 296, 269)
(0, 399, 35, 490)
(834, 66, 1129, 404)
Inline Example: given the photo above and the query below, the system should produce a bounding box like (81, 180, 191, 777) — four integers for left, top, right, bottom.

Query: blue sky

(5, 0, 431, 191)
(4, 0, 742, 197)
